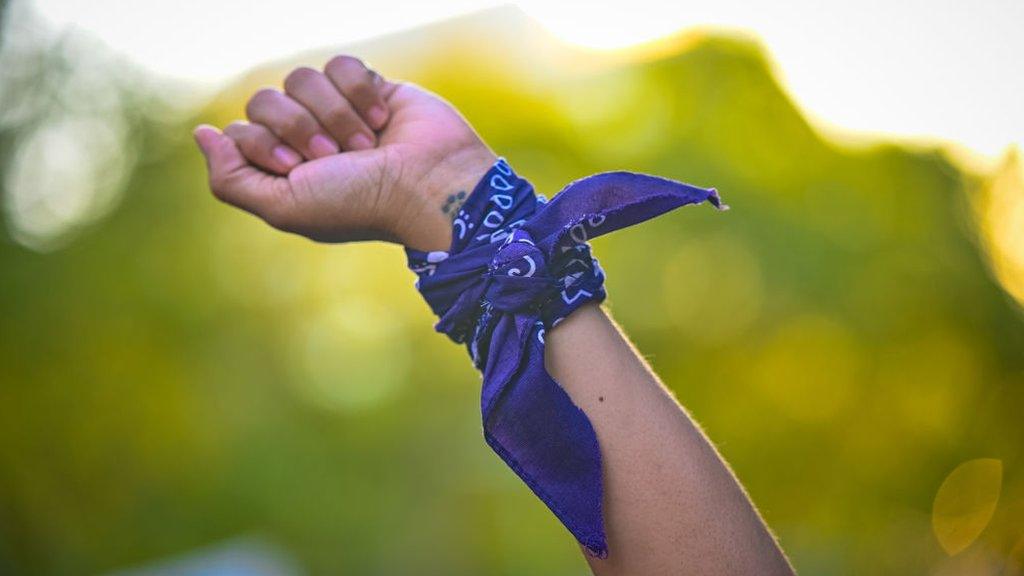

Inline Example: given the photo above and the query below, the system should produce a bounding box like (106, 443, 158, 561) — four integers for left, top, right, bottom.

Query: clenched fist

(194, 55, 497, 251)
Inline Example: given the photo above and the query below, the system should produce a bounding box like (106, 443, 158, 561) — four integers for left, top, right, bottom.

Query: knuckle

(324, 54, 364, 78)
(347, 80, 376, 103)
(211, 171, 252, 205)
(324, 104, 357, 131)
(280, 113, 312, 138)
(223, 121, 248, 138)
(246, 88, 279, 117)
(283, 66, 319, 93)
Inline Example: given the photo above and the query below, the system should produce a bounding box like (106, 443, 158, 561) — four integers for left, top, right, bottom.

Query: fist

(194, 55, 497, 251)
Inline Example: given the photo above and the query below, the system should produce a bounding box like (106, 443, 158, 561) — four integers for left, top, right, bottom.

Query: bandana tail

(481, 322, 608, 558)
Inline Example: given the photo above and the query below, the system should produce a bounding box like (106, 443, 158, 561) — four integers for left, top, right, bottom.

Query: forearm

(546, 303, 794, 575)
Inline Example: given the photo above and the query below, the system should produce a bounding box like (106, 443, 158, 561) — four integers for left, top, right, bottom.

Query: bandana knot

(483, 229, 556, 314)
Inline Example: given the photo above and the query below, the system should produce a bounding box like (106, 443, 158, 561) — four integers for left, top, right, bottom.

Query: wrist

(391, 143, 498, 252)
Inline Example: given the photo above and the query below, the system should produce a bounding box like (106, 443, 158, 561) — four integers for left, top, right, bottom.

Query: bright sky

(24, 0, 1024, 157)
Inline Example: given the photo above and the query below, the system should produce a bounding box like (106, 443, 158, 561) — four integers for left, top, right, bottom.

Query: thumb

(193, 124, 287, 221)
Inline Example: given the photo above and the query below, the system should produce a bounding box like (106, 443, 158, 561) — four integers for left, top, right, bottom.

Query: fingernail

(347, 132, 374, 151)
(367, 105, 388, 129)
(273, 145, 301, 168)
(308, 134, 339, 158)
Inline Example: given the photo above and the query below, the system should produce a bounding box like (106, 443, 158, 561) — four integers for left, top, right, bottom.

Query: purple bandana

(406, 159, 723, 557)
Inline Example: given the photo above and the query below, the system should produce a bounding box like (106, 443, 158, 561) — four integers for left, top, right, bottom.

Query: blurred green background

(2, 3, 1023, 575)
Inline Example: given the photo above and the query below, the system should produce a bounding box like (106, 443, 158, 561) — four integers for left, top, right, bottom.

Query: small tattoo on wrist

(441, 190, 468, 220)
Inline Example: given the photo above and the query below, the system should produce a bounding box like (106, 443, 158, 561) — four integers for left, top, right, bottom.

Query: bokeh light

(932, 458, 1003, 556)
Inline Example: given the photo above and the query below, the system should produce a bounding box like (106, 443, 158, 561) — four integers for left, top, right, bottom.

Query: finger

(283, 66, 376, 152)
(193, 124, 292, 226)
(324, 55, 390, 132)
(245, 88, 339, 160)
(224, 120, 301, 175)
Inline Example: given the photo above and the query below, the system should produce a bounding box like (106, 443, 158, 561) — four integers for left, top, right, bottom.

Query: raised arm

(194, 55, 793, 575)
(547, 304, 793, 574)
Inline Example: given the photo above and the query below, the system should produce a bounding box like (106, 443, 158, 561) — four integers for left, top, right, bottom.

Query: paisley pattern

(406, 159, 723, 557)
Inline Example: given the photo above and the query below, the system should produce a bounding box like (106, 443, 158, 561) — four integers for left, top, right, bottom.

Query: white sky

(25, 0, 1024, 158)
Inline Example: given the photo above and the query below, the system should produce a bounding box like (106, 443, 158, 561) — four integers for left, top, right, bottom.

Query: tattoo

(441, 190, 468, 220)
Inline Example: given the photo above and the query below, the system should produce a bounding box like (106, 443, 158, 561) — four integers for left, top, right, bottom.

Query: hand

(193, 55, 497, 251)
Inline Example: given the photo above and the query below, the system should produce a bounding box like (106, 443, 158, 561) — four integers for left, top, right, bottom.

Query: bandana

(405, 159, 723, 557)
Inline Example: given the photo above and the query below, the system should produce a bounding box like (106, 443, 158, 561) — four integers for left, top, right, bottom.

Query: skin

(194, 55, 795, 575)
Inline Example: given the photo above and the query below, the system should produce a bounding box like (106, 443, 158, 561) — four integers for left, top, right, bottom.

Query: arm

(548, 304, 793, 575)
(194, 54, 793, 575)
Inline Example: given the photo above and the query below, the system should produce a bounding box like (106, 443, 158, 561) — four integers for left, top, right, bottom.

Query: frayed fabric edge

(707, 188, 730, 211)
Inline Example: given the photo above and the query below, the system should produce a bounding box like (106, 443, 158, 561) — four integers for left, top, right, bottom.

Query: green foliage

(2, 10, 1022, 575)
